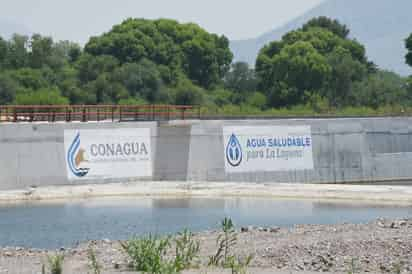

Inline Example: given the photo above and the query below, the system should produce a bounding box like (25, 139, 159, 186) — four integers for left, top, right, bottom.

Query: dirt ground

(0, 218, 411, 274)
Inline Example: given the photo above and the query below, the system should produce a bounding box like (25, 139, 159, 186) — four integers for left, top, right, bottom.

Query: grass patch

(121, 229, 200, 274)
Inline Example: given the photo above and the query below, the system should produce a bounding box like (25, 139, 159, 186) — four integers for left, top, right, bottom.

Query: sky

(0, 0, 324, 43)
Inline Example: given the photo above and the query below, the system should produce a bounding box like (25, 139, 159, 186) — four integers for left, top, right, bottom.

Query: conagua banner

(223, 126, 314, 173)
(64, 128, 152, 180)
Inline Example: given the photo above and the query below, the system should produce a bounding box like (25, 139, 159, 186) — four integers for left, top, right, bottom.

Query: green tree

(0, 74, 18, 104)
(29, 34, 53, 68)
(210, 88, 232, 107)
(84, 74, 128, 104)
(406, 33, 412, 67)
(0, 37, 8, 67)
(76, 54, 119, 83)
(6, 34, 29, 69)
(84, 18, 232, 88)
(224, 62, 257, 103)
(352, 71, 409, 109)
(256, 17, 373, 108)
(323, 46, 367, 107)
(14, 88, 69, 105)
(173, 78, 204, 105)
(246, 91, 267, 109)
(6, 68, 49, 90)
(257, 41, 331, 106)
(302, 16, 350, 39)
(112, 59, 164, 103)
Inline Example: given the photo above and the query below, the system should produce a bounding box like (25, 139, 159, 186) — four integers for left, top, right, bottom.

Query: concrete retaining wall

(1, 117, 412, 190)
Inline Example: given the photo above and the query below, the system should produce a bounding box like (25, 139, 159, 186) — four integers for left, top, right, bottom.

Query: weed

(209, 217, 237, 267)
(47, 254, 64, 274)
(87, 246, 101, 274)
(227, 255, 254, 274)
(121, 234, 171, 273)
(173, 228, 200, 271)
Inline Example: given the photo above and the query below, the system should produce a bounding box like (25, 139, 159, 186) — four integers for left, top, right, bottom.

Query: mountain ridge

(230, 0, 412, 76)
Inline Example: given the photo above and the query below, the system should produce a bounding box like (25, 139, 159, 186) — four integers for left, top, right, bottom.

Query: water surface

(0, 197, 411, 249)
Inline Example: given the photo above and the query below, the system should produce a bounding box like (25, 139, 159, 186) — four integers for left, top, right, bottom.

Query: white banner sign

(223, 126, 314, 173)
(64, 128, 152, 180)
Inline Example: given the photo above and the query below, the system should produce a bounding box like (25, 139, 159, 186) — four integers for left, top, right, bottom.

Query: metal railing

(0, 105, 200, 123)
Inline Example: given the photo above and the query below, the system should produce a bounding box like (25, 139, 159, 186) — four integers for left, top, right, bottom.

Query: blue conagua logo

(67, 133, 90, 177)
(226, 133, 242, 167)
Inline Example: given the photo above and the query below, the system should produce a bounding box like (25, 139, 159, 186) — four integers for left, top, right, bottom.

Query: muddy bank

(0, 218, 411, 273)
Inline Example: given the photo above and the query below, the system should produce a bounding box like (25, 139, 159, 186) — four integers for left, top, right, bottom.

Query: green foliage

(246, 92, 267, 109)
(256, 17, 375, 109)
(122, 229, 200, 274)
(173, 229, 200, 271)
(210, 88, 233, 107)
(209, 217, 237, 267)
(173, 78, 204, 105)
(224, 62, 257, 103)
(47, 254, 64, 274)
(302, 16, 350, 39)
(406, 33, 412, 67)
(226, 255, 254, 274)
(352, 70, 408, 109)
(208, 217, 254, 274)
(323, 46, 367, 107)
(88, 247, 101, 274)
(6, 34, 29, 69)
(121, 234, 172, 273)
(6, 68, 49, 90)
(258, 41, 331, 106)
(76, 54, 119, 83)
(0, 74, 17, 104)
(85, 18, 232, 88)
(113, 59, 164, 102)
(118, 97, 147, 105)
(14, 88, 69, 105)
(0, 18, 409, 115)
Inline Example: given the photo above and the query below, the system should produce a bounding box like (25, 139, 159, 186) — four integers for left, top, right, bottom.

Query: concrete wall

(1, 117, 412, 190)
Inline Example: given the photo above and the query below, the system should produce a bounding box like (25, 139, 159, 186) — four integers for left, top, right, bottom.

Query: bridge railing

(0, 105, 200, 123)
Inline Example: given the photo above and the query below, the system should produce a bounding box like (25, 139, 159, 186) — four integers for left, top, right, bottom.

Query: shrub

(88, 247, 101, 274)
(121, 234, 171, 273)
(47, 254, 64, 274)
(209, 217, 237, 267)
(173, 229, 200, 271)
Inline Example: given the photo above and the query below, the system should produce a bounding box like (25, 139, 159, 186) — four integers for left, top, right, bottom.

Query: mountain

(230, 0, 412, 76)
(0, 20, 30, 39)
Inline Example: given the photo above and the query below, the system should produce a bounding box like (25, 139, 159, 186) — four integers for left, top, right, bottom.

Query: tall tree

(302, 16, 350, 39)
(406, 33, 412, 67)
(29, 34, 53, 68)
(256, 17, 372, 108)
(7, 34, 29, 69)
(84, 18, 232, 88)
(324, 46, 367, 107)
(224, 62, 258, 103)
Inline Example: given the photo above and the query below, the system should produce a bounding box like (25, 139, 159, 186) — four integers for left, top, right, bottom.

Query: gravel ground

(0, 218, 411, 274)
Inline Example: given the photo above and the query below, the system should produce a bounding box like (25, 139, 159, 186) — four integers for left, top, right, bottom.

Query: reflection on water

(0, 197, 411, 249)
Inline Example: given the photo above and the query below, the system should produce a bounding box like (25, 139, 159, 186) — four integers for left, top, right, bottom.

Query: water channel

(0, 197, 411, 249)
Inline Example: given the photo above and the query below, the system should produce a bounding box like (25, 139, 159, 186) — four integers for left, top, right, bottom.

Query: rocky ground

(0, 218, 411, 274)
